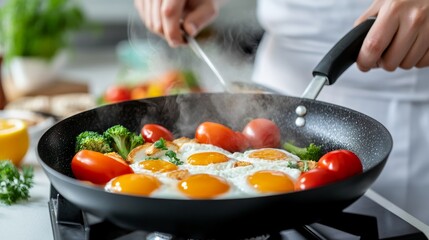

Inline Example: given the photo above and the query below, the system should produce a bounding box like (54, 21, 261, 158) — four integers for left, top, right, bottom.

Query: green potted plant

(0, 0, 86, 92)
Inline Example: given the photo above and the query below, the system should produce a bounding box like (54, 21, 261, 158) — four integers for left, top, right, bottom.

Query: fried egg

(232, 148, 299, 163)
(177, 173, 232, 199)
(138, 159, 179, 173)
(226, 164, 301, 196)
(105, 173, 162, 196)
(107, 141, 303, 199)
(178, 142, 236, 173)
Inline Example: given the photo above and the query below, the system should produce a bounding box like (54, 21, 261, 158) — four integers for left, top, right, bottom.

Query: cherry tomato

(317, 149, 363, 181)
(104, 85, 132, 103)
(195, 122, 244, 152)
(71, 150, 134, 185)
(242, 118, 281, 149)
(235, 131, 250, 152)
(295, 168, 338, 191)
(141, 124, 174, 143)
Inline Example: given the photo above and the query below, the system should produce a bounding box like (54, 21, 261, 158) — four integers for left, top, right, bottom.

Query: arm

(355, 0, 429, 72)
(134, 0, 226, 47)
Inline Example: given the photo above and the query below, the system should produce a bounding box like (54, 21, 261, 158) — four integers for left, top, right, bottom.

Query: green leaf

(0, 160, 34, 205)
(154, 138, 168, 150)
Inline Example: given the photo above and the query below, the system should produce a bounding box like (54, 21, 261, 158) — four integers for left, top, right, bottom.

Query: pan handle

(312, 17, 376, 85)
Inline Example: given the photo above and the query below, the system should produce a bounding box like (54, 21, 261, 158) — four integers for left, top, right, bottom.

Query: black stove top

(48, 186, 427, 240)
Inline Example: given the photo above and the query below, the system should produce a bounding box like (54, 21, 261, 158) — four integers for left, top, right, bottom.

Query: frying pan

(37, 18, 392, 239)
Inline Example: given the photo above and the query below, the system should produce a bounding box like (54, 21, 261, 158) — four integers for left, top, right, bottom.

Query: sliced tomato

(195, 122, 245, 152)
(317, 149, 363, 180)
(141, 123, 174, 143)
(242, 118, 281, 149)
(104, 85, 132, 103)
(71, 150, 134, 185)
(295, 168, 338, 191)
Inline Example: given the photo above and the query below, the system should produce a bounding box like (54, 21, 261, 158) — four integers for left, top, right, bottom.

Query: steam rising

(137, 92, 288, 140)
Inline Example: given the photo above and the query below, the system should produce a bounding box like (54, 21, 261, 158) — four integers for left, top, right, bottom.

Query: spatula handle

(312, 17, 376, 85)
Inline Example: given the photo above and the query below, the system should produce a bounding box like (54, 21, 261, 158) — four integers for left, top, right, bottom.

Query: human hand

(134, 0, 220, 47)
(355, 0, 429, 72)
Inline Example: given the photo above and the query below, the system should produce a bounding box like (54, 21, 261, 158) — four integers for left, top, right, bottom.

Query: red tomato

(141, 124, 174, 143)
(195, 122, 244, 152)
(104, 85, 132, 103)
(71, 150, 134, 185)
(295, 168, 338, 191)
(317, 149, 363, 180)
(242, 118, 281, 149)
(235, 131, 250, 152)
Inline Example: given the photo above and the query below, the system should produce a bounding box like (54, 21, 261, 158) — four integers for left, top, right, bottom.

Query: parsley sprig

(153, 138, 183, 165)
(0, 160, 34, 205)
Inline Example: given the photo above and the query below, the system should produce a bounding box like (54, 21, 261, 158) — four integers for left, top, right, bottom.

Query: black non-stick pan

(37, 18, 392, 239)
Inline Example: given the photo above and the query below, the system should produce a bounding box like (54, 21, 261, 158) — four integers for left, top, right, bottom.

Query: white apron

(253, 0, 429, 222)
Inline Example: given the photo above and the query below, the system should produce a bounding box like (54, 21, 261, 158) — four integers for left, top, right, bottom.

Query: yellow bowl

(0, 118, 30, 166)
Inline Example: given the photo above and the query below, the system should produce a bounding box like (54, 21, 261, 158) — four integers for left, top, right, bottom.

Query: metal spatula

(183, 33, 232, 92)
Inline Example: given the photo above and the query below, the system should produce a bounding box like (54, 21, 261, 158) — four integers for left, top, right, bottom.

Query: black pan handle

(312, 17, 376, 85)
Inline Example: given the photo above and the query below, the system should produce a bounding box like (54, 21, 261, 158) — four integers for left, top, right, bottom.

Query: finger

(354, 0, 381, 26)
(416, 49, 429, 68)
(143, 0, 153, 30)
(161, 0, 186, 47)
(356, 11, 399, 72)
(151, 0, 163, 36)
(400, 33, 428, 69)
(134, 0, 146, 23)
(379, 20, 418, 71)
(400, 10, 429, 69)
(183, 3, 218, 37)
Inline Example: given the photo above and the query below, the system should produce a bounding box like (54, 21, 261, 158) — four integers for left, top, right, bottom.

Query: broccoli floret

(283, 142, 323, 161)
(130, 132, 144, 150)
(75, 131, 112, 153)
(103, 125, 144, 159)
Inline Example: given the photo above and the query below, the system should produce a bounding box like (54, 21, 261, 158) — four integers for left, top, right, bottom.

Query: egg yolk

(139, 159, 178, 173)
(248, 149, 288, 160)
(247, 170, 295, 193)
(177, 173, 230, 199)
(187, 152, 229, 165)
(108, 173, 161, 196)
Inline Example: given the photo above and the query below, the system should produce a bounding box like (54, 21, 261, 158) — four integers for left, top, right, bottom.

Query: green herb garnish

(154, 138, 168, 150)
(153, 138, 183, 165)
(0, 160, 34, 205)
(165, 150, 183, 165)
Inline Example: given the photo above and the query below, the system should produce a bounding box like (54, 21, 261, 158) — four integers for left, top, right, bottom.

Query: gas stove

(48, 186, 427, 240)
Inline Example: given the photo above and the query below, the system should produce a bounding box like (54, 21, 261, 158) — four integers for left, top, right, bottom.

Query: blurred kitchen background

(0, 0, 263, 118)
